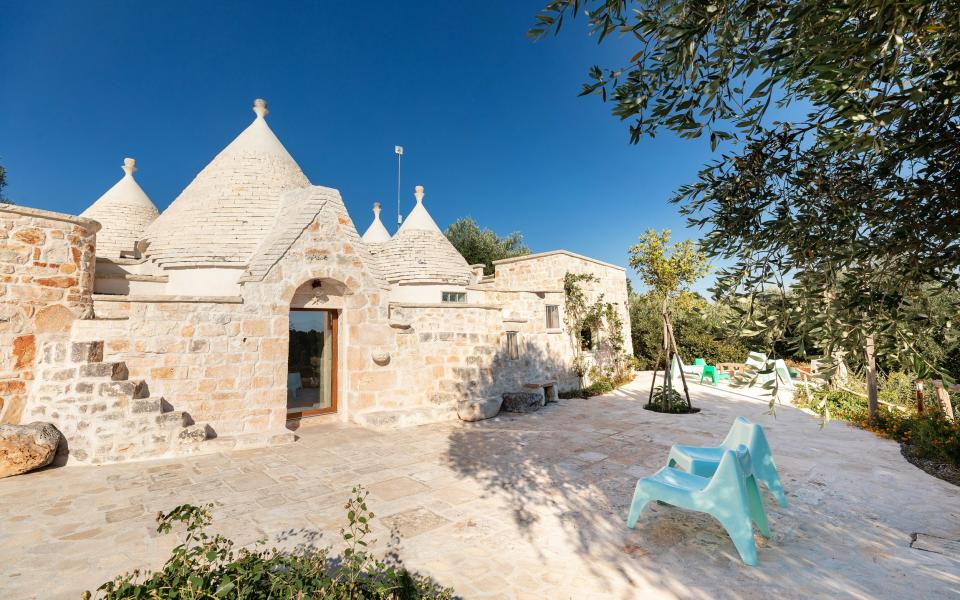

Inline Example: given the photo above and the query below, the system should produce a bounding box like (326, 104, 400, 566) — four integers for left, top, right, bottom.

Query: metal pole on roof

(394, 145, 404, 229)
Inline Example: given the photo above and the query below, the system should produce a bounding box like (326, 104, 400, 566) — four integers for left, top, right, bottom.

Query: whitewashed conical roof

(143, 99, 310, 267)
(81, 158, 159, 259)
(370, 186, 471, 285)
(361, 202, 391, 244)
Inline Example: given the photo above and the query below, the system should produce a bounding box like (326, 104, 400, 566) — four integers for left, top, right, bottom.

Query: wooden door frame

(286, 307, 338, 419)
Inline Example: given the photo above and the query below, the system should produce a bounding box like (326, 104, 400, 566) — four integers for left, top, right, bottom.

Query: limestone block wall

(488, 250, 633, 358)
(83, 189, 409, 438)
(392, 302, 571, 402)
(73, 297, 285, 438)
(25, 338, 208, 464)
(0, 204, 98, 424)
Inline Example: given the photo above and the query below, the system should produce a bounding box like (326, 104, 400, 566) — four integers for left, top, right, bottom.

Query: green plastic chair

(668, 417, 788, 507)
(627, 445, 770, 565)
(700, 364, 731, 384)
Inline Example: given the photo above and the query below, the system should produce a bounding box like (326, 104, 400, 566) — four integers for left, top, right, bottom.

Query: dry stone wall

(0, 205, 98, 424)
(487, 251, 634, 359)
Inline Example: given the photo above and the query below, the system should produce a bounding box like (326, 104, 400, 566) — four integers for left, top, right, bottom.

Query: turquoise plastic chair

(668, 417, 788, 507)
(745, 351, 776, 386)
(700, 364, 731, 385)
(627, 445, 770, 565)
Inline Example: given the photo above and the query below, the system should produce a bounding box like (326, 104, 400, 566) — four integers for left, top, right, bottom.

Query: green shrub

(878, 371, 917, 407)
(907, 413, 960, 466)
(676, 330, 748, 366)
(795, 386, 960, 468)
(84, 486, 453, 600)
(644, 385, 698, 414)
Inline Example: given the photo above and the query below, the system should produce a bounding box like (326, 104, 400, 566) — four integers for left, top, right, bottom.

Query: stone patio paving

(2, 373, 959, 599)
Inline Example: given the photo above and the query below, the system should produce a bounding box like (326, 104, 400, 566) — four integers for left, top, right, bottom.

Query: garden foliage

(84, 486, 453, 600)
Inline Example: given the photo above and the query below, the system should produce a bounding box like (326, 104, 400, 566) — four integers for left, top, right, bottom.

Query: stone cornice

(0, 203, 102, 233)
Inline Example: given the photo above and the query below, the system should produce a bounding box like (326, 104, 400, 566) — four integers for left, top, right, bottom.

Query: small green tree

(0, 162, 7, 203)
(628, 229, 709, 411)
(445, 217, 530, 275)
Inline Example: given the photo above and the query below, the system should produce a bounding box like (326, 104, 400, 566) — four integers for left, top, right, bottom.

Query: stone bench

(523, 380, 558, 403)
(501, 391, 545, 413)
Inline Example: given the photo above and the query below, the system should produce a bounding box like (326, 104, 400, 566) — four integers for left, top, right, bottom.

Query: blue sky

(1, 1, 725, 291)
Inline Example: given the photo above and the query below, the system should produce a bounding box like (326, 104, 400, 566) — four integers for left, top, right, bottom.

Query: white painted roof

(143, 99, 310, 267)
(397, 185, 441, 233)
(81, 158, 159, 258)
(361, 202, 391, 244)
(370, 186, 472, 285)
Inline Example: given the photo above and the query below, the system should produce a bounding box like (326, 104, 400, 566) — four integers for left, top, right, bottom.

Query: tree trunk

(865, 334, 878, 419)
(661, 314, 672, 411)
(666, 313, 692, 409)
(933, 380, 956, 421)
(648, 346, 663, 406)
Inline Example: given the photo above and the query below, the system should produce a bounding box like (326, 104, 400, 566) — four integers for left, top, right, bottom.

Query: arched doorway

(287, 278, 344, 419)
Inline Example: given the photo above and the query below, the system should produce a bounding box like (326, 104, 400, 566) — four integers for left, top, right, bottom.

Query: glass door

(287, 309, 338, 417)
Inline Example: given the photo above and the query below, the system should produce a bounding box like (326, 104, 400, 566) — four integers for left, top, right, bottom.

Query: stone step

(92, 423, 210, 464)
(205, 430, 296, 452)
(70, 341, 104, 365)
(129, 396, 172, 414)
(123, 410, 189, 431)
(79, 361, 128, 381)
(98, 379, 149, 400)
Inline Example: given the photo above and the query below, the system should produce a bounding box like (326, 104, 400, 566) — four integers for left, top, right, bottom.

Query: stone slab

(501, 391, 544, 413)
(456, 397, 502, 422)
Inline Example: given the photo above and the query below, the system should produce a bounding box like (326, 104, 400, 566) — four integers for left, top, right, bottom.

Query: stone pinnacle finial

(414, 185, 424, 204)
(122, 158, 137, 177)
(253, 98, 269, 119)
(373, 202, 382, 217)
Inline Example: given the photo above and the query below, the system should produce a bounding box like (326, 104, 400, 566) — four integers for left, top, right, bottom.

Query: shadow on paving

(443, 372, 960, 599)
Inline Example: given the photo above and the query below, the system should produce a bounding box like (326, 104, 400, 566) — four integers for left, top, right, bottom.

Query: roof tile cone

(143, 99, 310, 267)
(371, 185, 472, 285)
(80, 158, 159, 259)
(361, 202, 391, 244)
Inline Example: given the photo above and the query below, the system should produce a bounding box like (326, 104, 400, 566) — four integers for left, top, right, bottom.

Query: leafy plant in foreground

(83, 485, 454, 599)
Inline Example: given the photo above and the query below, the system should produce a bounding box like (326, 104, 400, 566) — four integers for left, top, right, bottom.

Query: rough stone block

(457, 397, 502, 422)
(99, 380, 148, 399)
(0, 422, 62, 478)
(70, 341, 103, 364)
(80, 361, 128, 380)
(501, 391, 544, 414)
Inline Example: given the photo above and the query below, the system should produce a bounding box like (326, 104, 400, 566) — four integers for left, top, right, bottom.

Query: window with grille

(442, 291, 467, 303)
(506, 331, 519, 360)
(545, 304, 560, 329)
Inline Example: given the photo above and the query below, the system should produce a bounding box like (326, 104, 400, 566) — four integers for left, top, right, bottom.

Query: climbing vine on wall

(563, 272, 628, 389)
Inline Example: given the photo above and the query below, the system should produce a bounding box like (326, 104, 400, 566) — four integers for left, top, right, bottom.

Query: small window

(442, 292, 466, 303)
(505, 331, 519, 360)
(545, 305, 560, 329)
(580, 327, 593, 351)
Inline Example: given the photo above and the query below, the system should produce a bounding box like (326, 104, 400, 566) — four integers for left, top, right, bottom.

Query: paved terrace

(2, 374, 958, 599)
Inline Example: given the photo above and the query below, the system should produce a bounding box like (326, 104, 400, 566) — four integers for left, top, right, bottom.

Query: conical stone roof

(361, 202, 391, 244)
(370, 186, 472, 285)
(81, 158, 159, 259)
(143, 99, 310, 267)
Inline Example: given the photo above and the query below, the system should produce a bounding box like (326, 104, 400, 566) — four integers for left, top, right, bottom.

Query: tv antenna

(394, 145, 404, 227)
